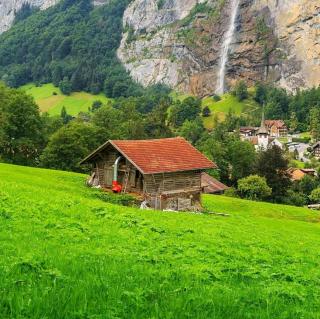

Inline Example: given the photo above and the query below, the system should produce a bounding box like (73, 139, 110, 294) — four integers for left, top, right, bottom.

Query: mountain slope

(0, 0, 140, 98)
(1, 162, 320, 318)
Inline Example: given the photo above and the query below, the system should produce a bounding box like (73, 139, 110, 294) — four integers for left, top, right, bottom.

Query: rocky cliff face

(0, 0, 107, 34)
(253, 0, 320, 90)
(0, 0, 59, 34)
(118, 0, 320, 95)
(1, 0, 318, 94)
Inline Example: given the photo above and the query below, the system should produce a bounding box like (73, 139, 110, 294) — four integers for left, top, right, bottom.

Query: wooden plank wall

(143, 171, 201, 194)
(94, 150, 118, 186)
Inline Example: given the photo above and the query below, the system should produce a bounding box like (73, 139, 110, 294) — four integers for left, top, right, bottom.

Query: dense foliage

(1, 80, 320, 206)
(0, 0, 142, 98)
(237, 175, 272, 200)
(0, 83, 45, 165)
(254, 83, 320, 134)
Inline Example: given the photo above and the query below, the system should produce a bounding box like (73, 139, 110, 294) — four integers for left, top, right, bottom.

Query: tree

(179, 117, 204, 145)
(238, 175, 272, 200)
(198, 135, 229, 183)
(289, 112, 298, 133)
(60, 106, 73, 124)
(225, 109, 240, 132)
(144, 99, 173, 138)
(297, 175, 319, 196)
(228, 139, 256, 182)
(91, 100, 103, 112)
(202, 106, 211, 117)
(13, 3, 39, 24)
(265, 87, 290, 120)
(0, 85, 44, 165)
(309, 188, 320, 204)
(309, 107, 320, 141)
(233, 80, 248, 101)
(91, 104, 123, 140)
(168, 97, 202, 127)
(59, 77, 72, 95)
(254, 82, 267, 105)
(256, 145, 291, 201)
(40, 121, 101, 172)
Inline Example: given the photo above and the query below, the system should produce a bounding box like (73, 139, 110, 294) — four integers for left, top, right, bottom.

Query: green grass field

(202, 93, 260, 129)
(1, 163, 320, 318)
(20, 83, 110, 116)
(171, 90, 260, 130)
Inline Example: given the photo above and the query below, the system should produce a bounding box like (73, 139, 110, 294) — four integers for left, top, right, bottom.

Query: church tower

(256, 107, 269, 149)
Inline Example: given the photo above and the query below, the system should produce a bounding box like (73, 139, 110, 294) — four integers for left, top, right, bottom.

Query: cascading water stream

(216, 0, 240, 95)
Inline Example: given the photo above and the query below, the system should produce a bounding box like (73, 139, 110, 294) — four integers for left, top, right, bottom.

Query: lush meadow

(1, 163, 320, 318)
(21, 83, 110, 115)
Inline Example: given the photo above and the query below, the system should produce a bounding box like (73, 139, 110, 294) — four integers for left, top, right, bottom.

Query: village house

(287, 168, 317, 181)
(246, 114, 283, 151)
(265, 120, 288, 137)
(239, 126, 258, 138)
(80, 137, 216, 211)
(312, 142, 320, 159)
(240, 120, 288, 140)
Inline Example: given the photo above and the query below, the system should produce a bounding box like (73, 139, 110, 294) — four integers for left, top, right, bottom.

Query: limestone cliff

(0, 0, 59, 34)
(252, 0, 320, 90)
(0, 0, 107, 34)
(118, 0, 320, 95)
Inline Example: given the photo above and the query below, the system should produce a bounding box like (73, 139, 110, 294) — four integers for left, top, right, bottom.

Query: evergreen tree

(256, 145, 291, 201)
(233, 80, 248, 101)
(202, 106, 211, 117)
(60, 106, 73, 124)
(309, 107, 320, 141)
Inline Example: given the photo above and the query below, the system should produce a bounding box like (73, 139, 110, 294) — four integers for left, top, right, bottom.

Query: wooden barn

(80, 137, 216, 211)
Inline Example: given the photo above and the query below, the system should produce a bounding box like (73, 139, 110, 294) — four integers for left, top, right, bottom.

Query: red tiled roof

(201, 173, 229, 193)
(111, 138, 216, 174)
(265, 120, 287, 129)
(81, 137, 216, 174)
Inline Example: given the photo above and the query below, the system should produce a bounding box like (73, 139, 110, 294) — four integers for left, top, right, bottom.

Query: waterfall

(216, 0, 240, 95)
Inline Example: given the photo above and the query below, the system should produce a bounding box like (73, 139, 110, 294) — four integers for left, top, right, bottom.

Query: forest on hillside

(1, 81, 320, 207)
(0, 0, 141, 97)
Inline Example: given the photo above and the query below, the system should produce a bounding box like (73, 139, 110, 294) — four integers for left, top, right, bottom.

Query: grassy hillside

(202, 92, 260, 129)
(21, 83, 110, 116)
(171, 90, 260, 130)
(1, 163, 320, 318)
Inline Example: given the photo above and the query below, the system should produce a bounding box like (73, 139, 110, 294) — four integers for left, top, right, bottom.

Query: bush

(238, 175, 272, 201)
(224, 187, 239, 198)
(309, 188, 320, 204)
(282, 190, 307, 207)
(212, 94, 221, 102)
(94, 191, 138, 207)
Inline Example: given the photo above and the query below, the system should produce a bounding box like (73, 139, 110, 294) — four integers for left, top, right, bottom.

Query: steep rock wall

(0, 0, 59, 34)
(118, 0, 320, 95)
(0, 0, 108, 34)
(252, 0, 320, 90)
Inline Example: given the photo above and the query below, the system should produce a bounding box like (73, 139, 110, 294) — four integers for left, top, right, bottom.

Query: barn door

(105, 168, 113, 187)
